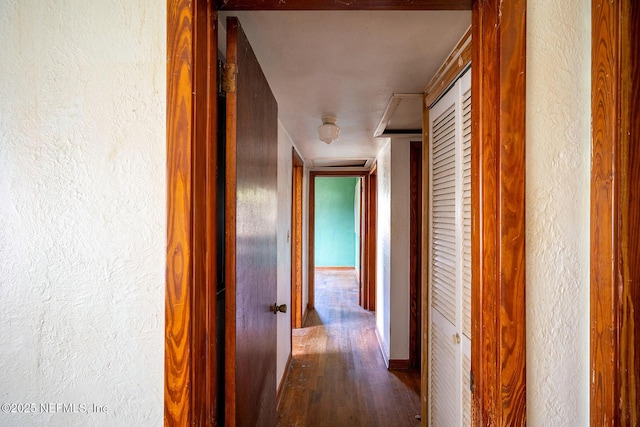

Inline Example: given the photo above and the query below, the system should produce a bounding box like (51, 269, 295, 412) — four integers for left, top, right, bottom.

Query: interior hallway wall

(276, 121, 295, 388)
(526, 0, 590, 424)
(376, 137, 411, 364)
(0, 1, 165, 426)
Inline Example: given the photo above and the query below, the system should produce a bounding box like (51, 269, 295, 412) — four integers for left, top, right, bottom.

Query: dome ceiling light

(318, 115, 340, 144)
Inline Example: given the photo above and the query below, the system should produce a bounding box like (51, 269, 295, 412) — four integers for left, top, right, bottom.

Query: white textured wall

(376, 141, 392, 360)
(375, 138, 411, 362)
(276, 121, 293, 388)
(526, 0, 591, 424)
(0, 1, 165, 426)
(389, 138, 410, 360)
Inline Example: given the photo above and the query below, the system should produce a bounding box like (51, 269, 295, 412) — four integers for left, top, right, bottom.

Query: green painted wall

(315, 177, 359, 267)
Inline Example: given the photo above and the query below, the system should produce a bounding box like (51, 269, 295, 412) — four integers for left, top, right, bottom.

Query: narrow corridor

(277, 269, 420, 427)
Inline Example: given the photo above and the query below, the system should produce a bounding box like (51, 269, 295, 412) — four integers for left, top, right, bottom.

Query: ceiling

(218, 11, 471, 168)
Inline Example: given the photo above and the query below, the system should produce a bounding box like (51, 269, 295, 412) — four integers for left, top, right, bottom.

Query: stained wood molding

(409, 141, 422, 369)
(216, 0, 472, 10)
(367, 167, 378, 311)
(470, 0, 527, 425)
(590, 0, 639, 425)
(424, 25, 472, 107)
(420, 100, 431, 426)
(291, 148, 304, 329)
(388, 359, 411, 370)
(165, 0, 218, 425)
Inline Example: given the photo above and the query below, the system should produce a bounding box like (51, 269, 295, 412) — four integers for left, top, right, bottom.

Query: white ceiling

(218, 11, 471, 167)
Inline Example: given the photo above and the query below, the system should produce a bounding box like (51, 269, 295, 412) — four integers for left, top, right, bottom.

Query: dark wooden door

(224, 16, 278, 427)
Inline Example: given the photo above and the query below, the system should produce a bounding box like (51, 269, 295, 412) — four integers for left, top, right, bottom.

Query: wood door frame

(470, 1, 527, 424)
(308, 171, 369, 310)
(165, 0, 217, 424)
(366, 164, 378, 312)
(291, 148, 304, 329)
(165, 1, 529, 425)
(409, 141, 423, 370)
(359, 174, 367, 308)
(590, 0, 639, 425)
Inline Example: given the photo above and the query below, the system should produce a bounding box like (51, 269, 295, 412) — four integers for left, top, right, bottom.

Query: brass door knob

(272, 303, 287, 314)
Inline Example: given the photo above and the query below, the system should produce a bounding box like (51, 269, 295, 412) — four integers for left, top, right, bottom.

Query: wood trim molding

(367, 168, 377, 311)
(216, 0, 472, 10)
(388, 359, 411, 370)
(359, 176, 368, 307)
(471, 0, 526, 425)
(165, 0, 217, 425)
(165, 1, 193, 422)
(409, 141, 422, 369)
(590, 0, 639, 425)
(424, 25, 472, 107)
(420, 99, 430, 425)
(223, 17, 239, 425)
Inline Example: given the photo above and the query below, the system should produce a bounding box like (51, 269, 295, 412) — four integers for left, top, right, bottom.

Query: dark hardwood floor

(277, 268, 421, 427)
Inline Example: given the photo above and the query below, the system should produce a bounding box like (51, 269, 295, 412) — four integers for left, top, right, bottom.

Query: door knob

(272, 303, 287, 314)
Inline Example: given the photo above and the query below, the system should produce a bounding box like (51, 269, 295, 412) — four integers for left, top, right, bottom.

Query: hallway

(277, 269, 421, 427)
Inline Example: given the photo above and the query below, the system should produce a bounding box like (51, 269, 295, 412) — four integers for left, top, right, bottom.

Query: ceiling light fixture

(318, 115, 340, 144)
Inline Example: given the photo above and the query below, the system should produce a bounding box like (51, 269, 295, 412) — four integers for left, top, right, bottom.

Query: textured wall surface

(276, 121, 294, 389)
(0, 1, 166, 426)
(376, 142, 392, 360)
(314, 177, 358, 267)
(526, 0, 591, 424)
(389, 138, 410, 360)
(375, 139, 411, 362)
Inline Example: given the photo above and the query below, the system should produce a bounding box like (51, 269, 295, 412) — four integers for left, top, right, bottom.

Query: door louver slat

(461, 89, 472, 339)
(430, 100, 457, 324)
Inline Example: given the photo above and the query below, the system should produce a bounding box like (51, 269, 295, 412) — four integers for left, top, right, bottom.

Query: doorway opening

(314, 175, 361, 284)
(165, 2, 528, 426)
(308, 171, 373, 312)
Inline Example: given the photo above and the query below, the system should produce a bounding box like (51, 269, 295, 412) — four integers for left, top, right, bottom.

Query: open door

(224, 17, 278, 427)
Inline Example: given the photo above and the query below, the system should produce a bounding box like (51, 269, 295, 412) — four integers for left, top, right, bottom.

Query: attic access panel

(311, 158, 374, 169)
(374, 93, 423, 137)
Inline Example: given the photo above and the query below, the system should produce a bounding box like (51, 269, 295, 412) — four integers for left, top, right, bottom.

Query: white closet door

(428, 67, 471, 427)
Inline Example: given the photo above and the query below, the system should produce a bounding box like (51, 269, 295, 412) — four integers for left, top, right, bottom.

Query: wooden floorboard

(277, 269, 421, 427)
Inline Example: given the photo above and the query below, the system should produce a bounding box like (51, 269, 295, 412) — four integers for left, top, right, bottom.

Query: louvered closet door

(428, 68, 471, 427)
